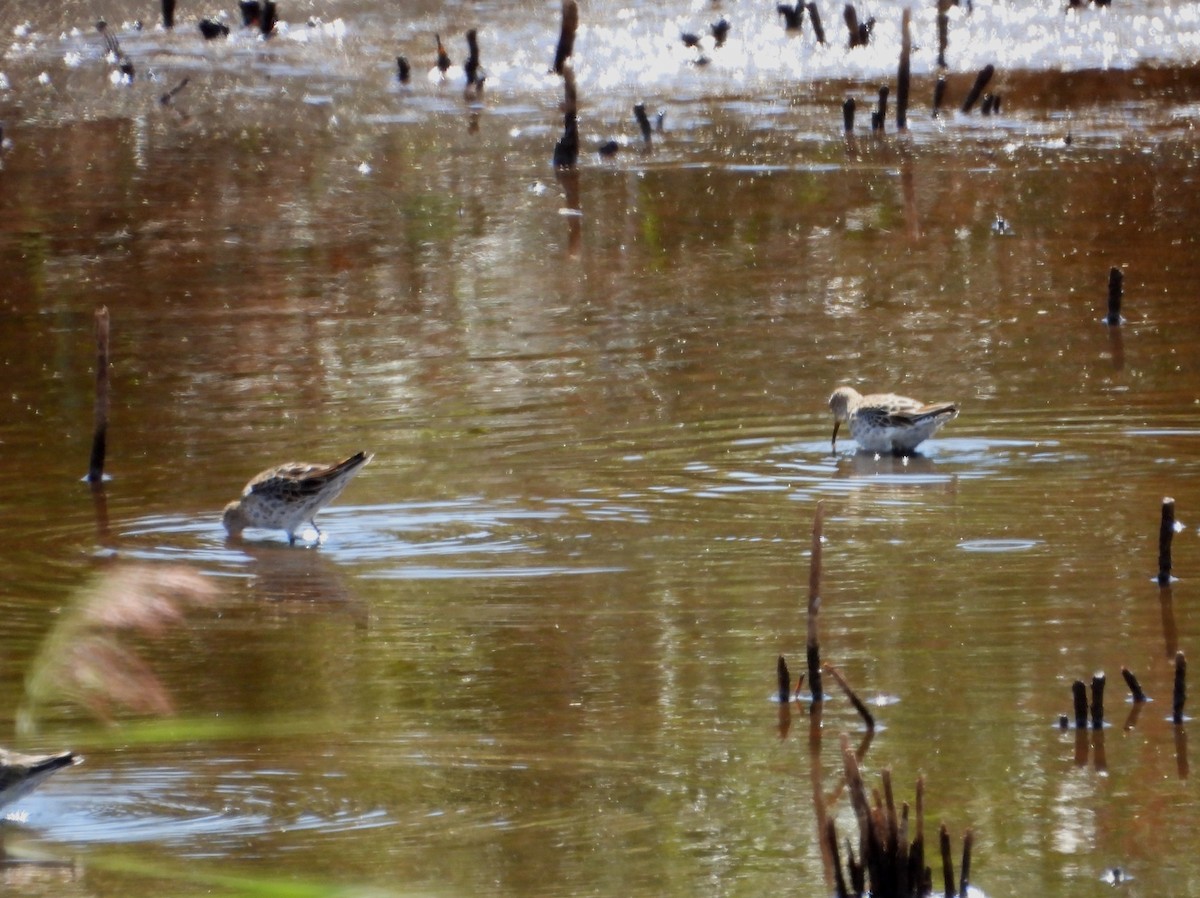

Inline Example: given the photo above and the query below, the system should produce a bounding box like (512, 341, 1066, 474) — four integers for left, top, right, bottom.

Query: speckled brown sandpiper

(222, 451, 372, 544)
(828, 387, 958, 455)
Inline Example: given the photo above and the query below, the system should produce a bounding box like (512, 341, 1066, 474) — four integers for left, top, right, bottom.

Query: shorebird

(828, 387, 958, 455)
(0, 749, 81, 812)
(222, 451, 372, 544)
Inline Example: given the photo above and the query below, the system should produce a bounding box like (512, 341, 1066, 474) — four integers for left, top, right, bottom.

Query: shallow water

(3, 1, 1200, 896)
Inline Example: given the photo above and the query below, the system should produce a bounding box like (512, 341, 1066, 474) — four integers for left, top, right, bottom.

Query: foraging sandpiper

(222, 451, 372, 544)
(828, 387, 958, 455)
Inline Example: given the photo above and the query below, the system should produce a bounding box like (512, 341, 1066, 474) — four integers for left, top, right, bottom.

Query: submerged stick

(777, 655, 791, 704)
(896, 9, 911, 131)
(1158, 497, 1175, 585)
(826, 664, 876, 730)
(807, 501, 824, 703)
(1090, 672, 1105, 730)
(1071, 680, 1088, 729)
(1105, 266, 1124, 325)
(554, 0, 579, 74)
(1173, 651, 1186, 724)
(1121, 667, 1148, 703)
(961, 64, 994, 113)
(88, 306, 110, 484)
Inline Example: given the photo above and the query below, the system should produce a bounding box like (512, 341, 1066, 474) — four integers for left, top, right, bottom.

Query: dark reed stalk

(826, 664, 876, 730)
(940, 824, 955, 898)
(261, 0, 277, 36)
(1173, 651, 1186, 724)
(633, 104, 653, 143)
(826, 818, 850, 898)
(1121, 667, 1148, 703)
(1072, 680, 1088, 729)
(464, 29, 481, 89)
(806, 3, 827, 43)
(1105, 266, 1123, 324)
(936, 0, 951, 67)
(961, 64, 994, 113)
(807, 501, 824, 703)
(777, 656, 791, 704)
(88, 307, 110, 484)
(959, 829, 973, 897)
(873, 86, 888, 133)
(897, 9, 911, 130)
(1158, 497, 1176, 585)
(932, 76, 947, 117)
(554, 0, 579, 74)
(843, 97, 856, 133)
(1090, 672, 1105, 729)
(162, 0, 176, 29)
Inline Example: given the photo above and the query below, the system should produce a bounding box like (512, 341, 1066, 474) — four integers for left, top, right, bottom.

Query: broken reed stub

(961, 64, 995, 113)
(161, 0, 176, 29)
(1158, 497, 1176, 585)
(842, 97, 856, 133)
(1090, 672, 1105, 729)
(1105, 267, 1124, 325)
(1173, 651, 1186, 724)
(1071, 679, 1088, 729)
(777, 655, 791, 704)
(1121, 667, 1149, 703)
(633, 104, 652, 143)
